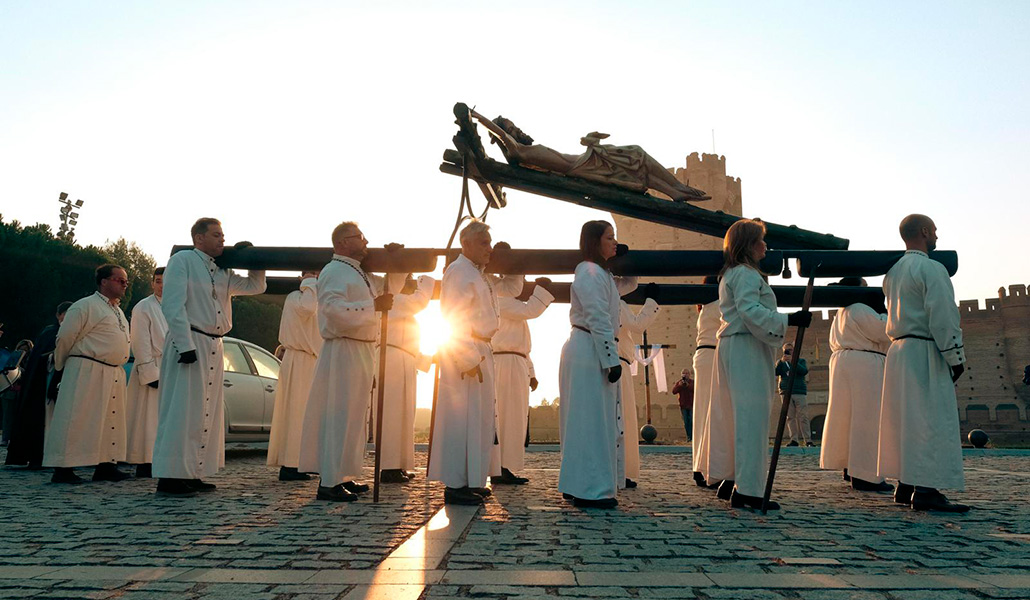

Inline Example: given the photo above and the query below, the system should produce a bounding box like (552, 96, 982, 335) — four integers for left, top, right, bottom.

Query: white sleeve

(924, 262, 965, 366)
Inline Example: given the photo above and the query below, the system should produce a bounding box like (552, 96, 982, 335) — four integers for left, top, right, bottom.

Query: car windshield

(248, 346, 280, 379)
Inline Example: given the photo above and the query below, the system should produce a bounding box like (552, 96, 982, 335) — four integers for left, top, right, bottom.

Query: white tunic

(878, 250, 966, 490)
(126, 294, 168, 464)
(43, 292, 131, 468)
(379, 274, 435, 471)
(298, 256, 382, 486)
(820, 303, 890, 482)
(428, 254, 523, 489)
(693, 300, 721, 475)
(707, 265, 787, 497)
(153, 248, 266, 479)
(493, 285, 554, 472)
(617, 298, 660, 481)
(267, 277, 322, 468)
(558, 261, 636, 500)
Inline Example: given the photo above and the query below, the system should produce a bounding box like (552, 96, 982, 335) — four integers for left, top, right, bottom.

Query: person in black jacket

(4, 301, 72, 467)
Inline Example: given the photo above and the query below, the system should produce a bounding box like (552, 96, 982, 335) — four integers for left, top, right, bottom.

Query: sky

(1, 1, 1028, 408)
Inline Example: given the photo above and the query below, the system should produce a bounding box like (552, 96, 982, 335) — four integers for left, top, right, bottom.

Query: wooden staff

(372, 278, 391, 503)
(425, 356, 442, 474)
(761, 265, 819, 514)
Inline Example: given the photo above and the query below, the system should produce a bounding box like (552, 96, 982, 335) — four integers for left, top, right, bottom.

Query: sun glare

(415, 302, 451, 357)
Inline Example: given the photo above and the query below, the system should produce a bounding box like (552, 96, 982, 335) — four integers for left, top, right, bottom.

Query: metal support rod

(643, 330, 652, 425)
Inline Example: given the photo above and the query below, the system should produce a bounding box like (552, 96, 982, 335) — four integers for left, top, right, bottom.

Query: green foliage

(230, 296, 283, 353)
(101, 238, 157, 313)
(0, 215, 110, 346)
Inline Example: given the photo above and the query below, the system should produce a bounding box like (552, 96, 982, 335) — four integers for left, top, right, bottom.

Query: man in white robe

(878, 214, 968, 512)
(491, 280, 554, 485)
(44, 264, 132, 484)
(428, 221, 523, 505)
(693, 280, 721, 487)
(298, 223, 394, 502)
(617, 296, 660, 488)
(379, 273, 435, 484)
(267, 271, 322, 481)
(126, 267, 168, 478)
(821, 277, 893, 492)
(153, 218, 266, 497)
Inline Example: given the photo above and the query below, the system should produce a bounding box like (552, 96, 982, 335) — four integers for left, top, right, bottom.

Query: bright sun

(414, 302, 451, 357)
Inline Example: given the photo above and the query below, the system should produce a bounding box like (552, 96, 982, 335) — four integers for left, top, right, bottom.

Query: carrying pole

(761, 266, 819, 514)
(372, 278, 391, 503)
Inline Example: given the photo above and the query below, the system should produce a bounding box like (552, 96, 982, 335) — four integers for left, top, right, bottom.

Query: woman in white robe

(558, 220, 636, 509)
(267, 274, 322, 480)
(820, 287, 892, 491)
(707, 219, 809, 511)
(693, 283, 721, 487)
(617, 298, 660, 487)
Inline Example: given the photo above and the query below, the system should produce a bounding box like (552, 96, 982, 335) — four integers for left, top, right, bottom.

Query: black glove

(951, 363, 965, 383)
(147, 380, 159, 389)
(615, 243, 629, 257)
(178, 350, 198, 364)
(787, 310, 812, 328)
(384, 243, 404, 252)
(608, 365, 622, 383)
(529, 377, 539, 391)
(534, 277, 552, 292)
(233, 241, 254, 249)
(644, 282, 660, 301)
(374, 293, 394, 312)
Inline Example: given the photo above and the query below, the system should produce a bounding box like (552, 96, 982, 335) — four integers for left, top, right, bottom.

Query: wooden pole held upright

(372, 278, 391, 503)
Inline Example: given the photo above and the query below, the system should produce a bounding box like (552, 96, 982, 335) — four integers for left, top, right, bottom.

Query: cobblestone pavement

(0, 446, 1028, 599)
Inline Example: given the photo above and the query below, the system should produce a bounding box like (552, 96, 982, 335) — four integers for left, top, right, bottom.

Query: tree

(102, 238, 157, 313)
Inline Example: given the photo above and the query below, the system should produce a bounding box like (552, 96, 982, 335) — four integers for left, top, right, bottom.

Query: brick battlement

(958, 283, 1030, 317)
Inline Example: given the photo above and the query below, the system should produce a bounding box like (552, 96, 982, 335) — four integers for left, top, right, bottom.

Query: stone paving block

(341, 583, 425, 600)
(0, 588, 45, 598)
(0, 566, 66, 579)
(574, 571, 713, 587)
(171, 568, 312, 584)
(442, 570, 576, 586)
(37, 567, 192, 581)
(705, 573, 851, 589)
(306, 570, 444, 585)
(695, 588, 789, 599)
(966, 573, 1030, 588)
(974, 588, 1030, 599)
(468, 585, 553, 597)
(838, 574, 982, 589)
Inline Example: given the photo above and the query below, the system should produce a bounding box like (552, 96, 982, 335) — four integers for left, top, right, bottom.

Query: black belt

(191, 326, 224, 339)
(892, 334, 934, 342)
(696, 344, 716, 351)
(387, 343, 418, 359)
(619, 356, 631, 366)
(69, 354, 119, 368)
(572, 325, 618, 342)
(841, 348, 887, 357)
(494, 351, 528, 359)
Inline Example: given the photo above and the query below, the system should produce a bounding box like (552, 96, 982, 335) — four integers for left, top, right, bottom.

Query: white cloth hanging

(633, 345, 668, 392)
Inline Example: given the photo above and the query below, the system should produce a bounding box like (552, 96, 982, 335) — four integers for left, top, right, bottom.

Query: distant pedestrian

(775, 343, 812, 447)
(672, 368, 694, 443)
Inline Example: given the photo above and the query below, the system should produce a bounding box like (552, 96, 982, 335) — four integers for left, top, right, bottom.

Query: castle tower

(610, 153, 742, 441)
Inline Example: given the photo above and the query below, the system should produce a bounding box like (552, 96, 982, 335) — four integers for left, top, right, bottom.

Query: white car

(221, 337, 279, 442)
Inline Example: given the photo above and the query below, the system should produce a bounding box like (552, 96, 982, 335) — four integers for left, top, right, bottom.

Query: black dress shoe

(894, 482, 914, 505)
(279, 466, 311, 481)
(135, 464, 152, 478)
(317, 484, 357, 502)
(51, 468, 85, 484)
(343, 481, 369, 494)
(852, 478, 895, 493)
(805, 441, 816, 447)
(469, 486, 492, 497)
(842, 469, 851, 482)
(572, 497, 618, 509)
(445, 486, 484, 505)
(156, 478, 198, 497)
(693, 471, 707, 487)
(562, 493, 573, 501)
(188, 479, 217, 492)
(912, 489, 970, 513)
(625, 478, 638, 488)
(717, 479, 735, 500)
(93, 463, 131, 482)
(402, 470, 417, 480)
(787, 440, 799, 447)
(492, 468, 529, 485)
(380, 469, 409, 484)
(731, 490, 780, 511)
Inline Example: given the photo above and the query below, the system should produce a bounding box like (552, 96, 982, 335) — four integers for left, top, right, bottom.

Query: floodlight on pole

(56, 191, 86, 240)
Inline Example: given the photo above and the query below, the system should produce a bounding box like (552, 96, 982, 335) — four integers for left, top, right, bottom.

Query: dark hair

(191, 217, 221, 239)
(154, 267, 165, 277)
(56, 301, 73, 316)
(95, 264, 124, 286)
(579, 220, 613, 267)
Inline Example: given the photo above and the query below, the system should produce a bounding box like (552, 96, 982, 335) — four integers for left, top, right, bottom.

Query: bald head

(899, 214, 937, 252)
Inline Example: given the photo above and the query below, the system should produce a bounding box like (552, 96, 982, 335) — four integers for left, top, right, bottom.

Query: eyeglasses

(344, 233, 367, 243)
